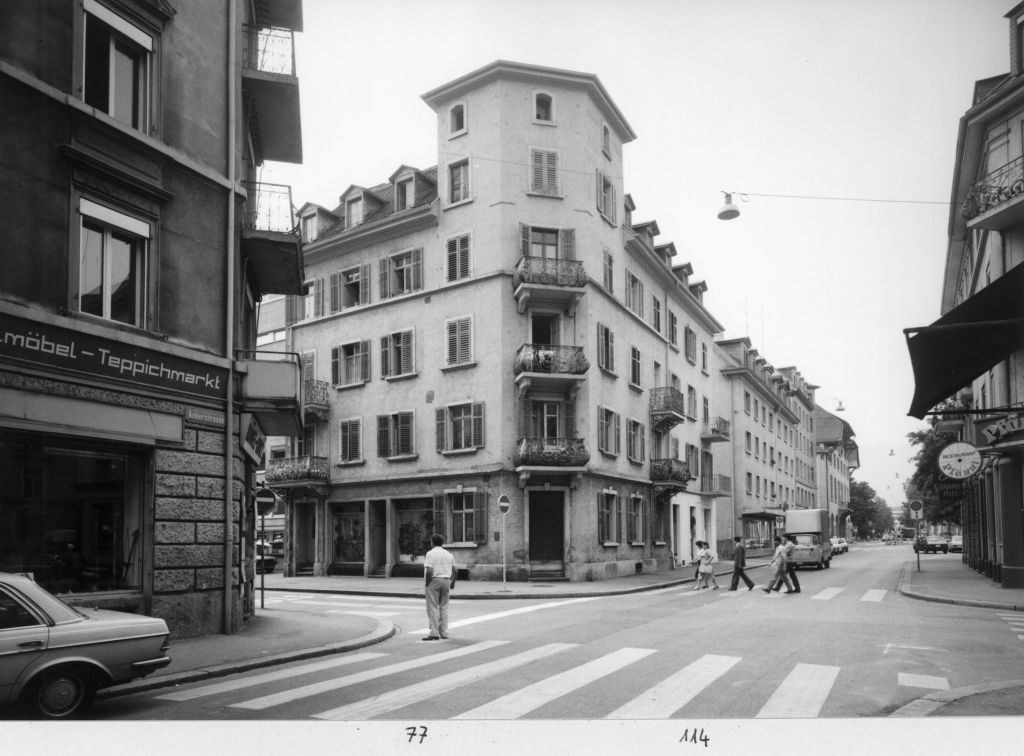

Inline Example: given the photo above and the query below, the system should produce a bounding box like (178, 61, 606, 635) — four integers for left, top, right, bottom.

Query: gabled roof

(388, 164, 436, 184)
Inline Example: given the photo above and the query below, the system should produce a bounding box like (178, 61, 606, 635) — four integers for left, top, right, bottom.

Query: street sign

(497, 494, 511, 514)
(254, 488, 278, 516)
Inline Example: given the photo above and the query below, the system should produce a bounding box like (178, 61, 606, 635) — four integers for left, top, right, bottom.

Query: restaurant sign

(980, 413, 1024, 445)
(1, 313, 228, 400)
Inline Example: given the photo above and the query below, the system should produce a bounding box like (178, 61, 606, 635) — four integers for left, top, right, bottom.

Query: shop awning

(905, 262, 1024, 419)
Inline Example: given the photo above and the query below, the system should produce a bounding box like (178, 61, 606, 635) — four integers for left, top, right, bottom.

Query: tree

(907, 400, 964, 527)
(848, 480, 893, 538)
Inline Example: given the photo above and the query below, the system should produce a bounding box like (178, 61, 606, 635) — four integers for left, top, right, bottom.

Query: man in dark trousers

(772, 534, 802, 593)
(728, 536, 754, 590)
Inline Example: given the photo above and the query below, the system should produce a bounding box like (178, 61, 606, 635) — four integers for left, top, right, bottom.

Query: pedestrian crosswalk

(674, 586, 888, 602)
(996, 612, 1024, 640)
(260, 592, 422, 618)
(153, 637, 947, 720)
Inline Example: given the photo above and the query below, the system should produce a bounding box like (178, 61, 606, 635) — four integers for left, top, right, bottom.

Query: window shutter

(473, 491, 487, 544)
(638, 280, 644, 318)
(531, 149, 543, 191)
(613, 413, 621, 455)
(640, 425, 646, 462)
(433, 495, 446, 542)
(436, 408, 446, 452)
(598, 495, 608, 543)
(446, 320, 458, 365)
(412, 248, 423, 290)
(607, 328, 615, 372)
(360, 340, 370, 382)
(398, 412, 413, 455)
(471, 402, 484, 448)
(380, 336, 391, 378)
(610, 183, 617, 224)
(377, 415, 390, 457)
(520, 222, 531, 258)
(545, 151, 558, 193)
(330, 273, 341, 312)
(301, 352, 315, 382)
(560, 228, 574, 259)
(400, 329, 414, 373)
(446, 237, 458, 282)
(458, 319, 471, 363)
(597, 324, 606, 369)
(359, 264, 371, 305)
(285, 295, 298, 325)
(330, 347, 340, 385)
(313, 279, 324, 317)
(598, 406, 607, 451)
(595, 170, 604, 215)
(458, 235, 470, 279)
(565, 401, 576, 438)
(379, 258, 391, 300)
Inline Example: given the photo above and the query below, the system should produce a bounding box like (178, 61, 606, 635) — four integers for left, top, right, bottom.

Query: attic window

(534, 92, 553, 123)
(301, 213, 317, 243)
(450, 102, 467, 137)
(346, 197, 362, 229)
(395, 179, 414, 211)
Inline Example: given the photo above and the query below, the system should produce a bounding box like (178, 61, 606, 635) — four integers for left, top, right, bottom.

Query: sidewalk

(100, 554, 1024, 717)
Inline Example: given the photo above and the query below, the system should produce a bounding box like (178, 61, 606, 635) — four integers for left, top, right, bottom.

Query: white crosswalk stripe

(898, 672, 949, 690)
(860, 589, 886, 602)
(412, 596, 598, 635)
(755, 663, 840, 718)
(231, 640, 507, 710)
(454, 647, 656, 720)
(810, 587, 844, 601)
(605, 654, 741, 719)
(312, 643, 577, 720)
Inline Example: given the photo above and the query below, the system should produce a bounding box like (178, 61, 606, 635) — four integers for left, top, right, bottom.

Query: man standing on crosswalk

(423, 533, 457, 641)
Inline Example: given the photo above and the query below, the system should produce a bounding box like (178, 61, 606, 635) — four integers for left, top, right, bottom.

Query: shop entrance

(529, 490, 564, 576)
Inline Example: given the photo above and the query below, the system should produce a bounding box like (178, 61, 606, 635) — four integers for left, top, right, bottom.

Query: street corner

(889, 680, 1024, 717)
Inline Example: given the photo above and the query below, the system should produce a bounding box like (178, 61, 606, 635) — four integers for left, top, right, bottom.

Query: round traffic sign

(497, 494, 511, 514)
(910, 500, 922, 511)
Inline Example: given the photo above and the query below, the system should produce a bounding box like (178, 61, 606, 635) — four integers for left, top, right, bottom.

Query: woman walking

(694, 541, 719, 590)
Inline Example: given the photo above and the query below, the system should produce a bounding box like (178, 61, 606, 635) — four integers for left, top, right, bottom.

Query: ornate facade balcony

(650, 457, 692, 499)
(512, 256, 586, 314)
(513, 344, 588, 396)
(961, 155, 1024, 230)
(303, 379, 330, 423)
(265, 455, 329, 485)
(512, 437, 590, 467)
(701, 417, 731, 443)
(698, 474, 732, 497)
(649, 386, 687, 432)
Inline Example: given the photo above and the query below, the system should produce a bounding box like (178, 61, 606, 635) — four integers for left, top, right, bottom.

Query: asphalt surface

(96, 543, 1024, 716)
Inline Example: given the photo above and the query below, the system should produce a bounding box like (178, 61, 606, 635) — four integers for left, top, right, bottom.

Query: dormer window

(534, 92, 553, 123)
(346, 197, 362, 229)
(449, 102, 467, 137)
(395, 178, 414, 211)
(301, 213, 317, 243)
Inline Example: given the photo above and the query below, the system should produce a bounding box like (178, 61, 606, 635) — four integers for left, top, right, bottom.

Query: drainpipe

(223, 0, 237, 634)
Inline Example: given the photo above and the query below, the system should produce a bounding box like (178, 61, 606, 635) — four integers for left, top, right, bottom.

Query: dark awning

(905, 262, 1024, 419)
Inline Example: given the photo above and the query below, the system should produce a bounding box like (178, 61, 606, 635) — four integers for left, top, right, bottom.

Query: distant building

(813, 406, 858, 538)
(0, 0, 306, 635)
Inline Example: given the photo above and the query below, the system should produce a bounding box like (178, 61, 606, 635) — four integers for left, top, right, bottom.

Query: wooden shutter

(598, 406, 607, 452)
(397, 412, 413, 455)
(330, 272, 341, 312)
(285, 295, 299, 325)
(377, 415, 390, 457)
(433, 495, 446, 542)
(313, 278, 324, 317)
(302, 352, 315, 382)
(380, 336, 391, 377)
(400, 330, 414, 374)
(565, 401, 576, 438)
(359, 340, 370, 382)
(560, 228, 574, 259)
(436, 408, 446, 452)
(446, 237, 458, 282)
(471, 402, 484, 448)
(597, 324, 607, 369)
(595, 170, 605, 215)
(446, 320, 458, 365)
(531, 149, 544, 191)
(598, 494, 608, 543)
(545, 151, 558, 193)
(520, 222, 531, 258)
(613, 412, 621, 455)
(473, 491, 487, 544)
(330, 346, 340, 385)
(379, 258, 391, 300)
(411, 248, 423, 290)
(607, 328, 615, 372)
(359, 264, 371, 305)
(458, 235, 470, 278)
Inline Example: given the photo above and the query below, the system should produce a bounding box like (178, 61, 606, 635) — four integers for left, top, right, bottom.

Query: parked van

(784, 508, 832, 569)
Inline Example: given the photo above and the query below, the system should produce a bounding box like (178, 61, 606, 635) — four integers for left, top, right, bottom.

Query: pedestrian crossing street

(153, 634, 949, 720)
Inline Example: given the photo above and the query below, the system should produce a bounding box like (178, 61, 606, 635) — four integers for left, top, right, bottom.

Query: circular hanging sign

(937, 441, 982, 480)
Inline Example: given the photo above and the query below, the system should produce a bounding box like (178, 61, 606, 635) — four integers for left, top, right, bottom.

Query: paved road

(94, 545, 1024, 723)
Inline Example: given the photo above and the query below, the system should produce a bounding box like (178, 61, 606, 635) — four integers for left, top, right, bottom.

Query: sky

(261, 0, 1013, 510)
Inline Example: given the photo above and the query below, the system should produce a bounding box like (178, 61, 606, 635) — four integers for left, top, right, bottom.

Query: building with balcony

(813, 405, 858, 539)
(905, 4, 1024, 587)
(257, 61, 728, 582)
(0, 0, 305, 636)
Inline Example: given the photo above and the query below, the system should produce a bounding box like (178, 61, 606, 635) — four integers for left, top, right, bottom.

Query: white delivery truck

(784, 508, 832, 569)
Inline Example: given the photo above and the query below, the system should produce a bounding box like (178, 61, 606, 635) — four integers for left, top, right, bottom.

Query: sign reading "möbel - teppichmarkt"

(1, 313, 228, 400)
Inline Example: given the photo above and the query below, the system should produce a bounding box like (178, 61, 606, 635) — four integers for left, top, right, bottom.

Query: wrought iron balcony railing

(242, 24, 297, 77)
(649, 386, 687, 416)
(701, 417, 731, 441)
(513, 437, 590, 467)
(699, 474, 732, 496)
(303, 379, 330, 422)
(513, 344, 589, 376)
(650, 457, 691, 485)
(242, 181, 296, 234)
(513, 256, 587, 288)
(265, 455, 329, 484)
(962, 155, 1024, 220)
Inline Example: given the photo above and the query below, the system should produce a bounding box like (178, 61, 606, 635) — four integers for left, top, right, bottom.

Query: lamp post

(497, 494, 511, 592)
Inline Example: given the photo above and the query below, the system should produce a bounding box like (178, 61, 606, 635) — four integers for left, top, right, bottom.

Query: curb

(896, 563, 1024, 613)
(97, 618, 397, 700)
(889, 679, 1024, 717)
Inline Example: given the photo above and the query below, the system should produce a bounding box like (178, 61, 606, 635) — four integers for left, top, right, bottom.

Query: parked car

(0, 571, 170, 718)
(914, 535, 949, 554)
(949, 535, 964, 553)
(830, 537, 845, 554)
(255, 540, 277, 573)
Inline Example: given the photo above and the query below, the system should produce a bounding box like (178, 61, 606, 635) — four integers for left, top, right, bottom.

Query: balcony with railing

(512, 256, 587, 314)
(265, 455, 329, 486)
(698, 474, 732, 497)
(237, 349, 301, 436)
(241, 181, 304, 296)
(512, 437, 590, 467)
(649, 386, 687, 431)
(513, 343, 588, 394)
(961, 155, 1024, 230)
(241, 24, 301, 163)
(700, 417, 731, 443)
(650, 457, 692, 497)
(303, 379, 330, 423)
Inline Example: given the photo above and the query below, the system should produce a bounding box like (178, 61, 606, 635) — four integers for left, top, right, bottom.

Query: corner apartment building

(0, 0, 306, 636)
(259, 61, 731, 581)
(713, 340, 818, 556)
(906, 3, 1024, 587)
(813, 405, 858, 538)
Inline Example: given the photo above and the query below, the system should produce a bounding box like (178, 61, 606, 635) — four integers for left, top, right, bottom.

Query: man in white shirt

(422, 533, 456, 640)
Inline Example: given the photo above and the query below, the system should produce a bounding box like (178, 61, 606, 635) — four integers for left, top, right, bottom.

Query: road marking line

(231, 640, 507, 710)
(755, 663, 839, 718)
(897, 673, 949, 690)
(605, 654, 741, 719)
(327, 610, 404, 616)
(810, 588, 844, 601)
(412, 596, 598, 634)
(860, 589, 886, 602)
(312, 643, 577, 720)
(155, 652, 387, 701)
(1017, 635, 1024, 640)
(882, 644, 941, 654)
(454, 647, 656, 720)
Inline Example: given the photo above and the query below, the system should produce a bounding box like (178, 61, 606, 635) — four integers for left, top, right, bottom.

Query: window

(530, 227, 558, 258)
(77, 198, 150, 327)
(597, 406, 620, 455)
(598, 490, 619, 543)
(745, 431, 752, 454)
(377, 412, 415, 457)
(625, 270, 644, 318)
(652, 297, 662, 333)
(668, 311, 678, 347)
(345, 197, 362, 228)
(534, 92, 553, 122)
(520, 224, 574, 260)
(380, 248, 422, 299)
(596, 170, 616, 224)
(436, 402, 485, 452)
(331, 340, 370, 386)
(627, 494, 644, 543)
(446, 233, 471, 281)
(686, 385, 697, 419)
(446, 317, 473, 367)
(653, 498, 668, 543)
(435, 491, 486, 544)
(526, 400, 576, 440)
(449, 103, 466, 136)
(630, 346, 641, 388)
(703, 396, 710, 427)
(449, 160, 470, 204)
(744, 391, 752, 413)
(685, 443, 700, 479)
(701, 342, 708, 372)
(626, 419, 645, 462)
(83, 0, 152, 131)
(381, 329, 415, 378)
(603, 249, 614, 292)
(395, 179, 414, 211)
(296, 423, 315, 457)
(597, 323, 615, 373)
(530, 149, 559, 195)
(602, 124, 611, 157)
(746, 472, 753, 494)
(301, 214, 317, 243)
(332, 264, 370, 309)
(339, 418, 362, 463)
(684, 326, 697, 363)
(449, 492, 475, 542)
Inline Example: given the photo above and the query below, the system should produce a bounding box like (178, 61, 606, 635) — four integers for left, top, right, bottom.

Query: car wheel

(23, 666, 97, 719)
